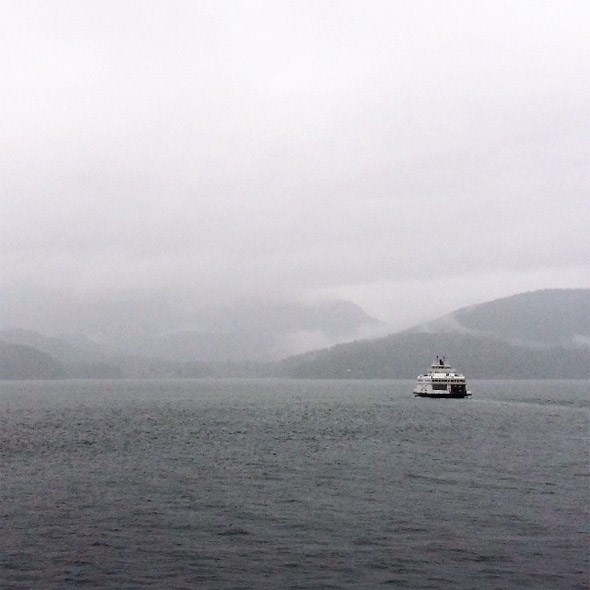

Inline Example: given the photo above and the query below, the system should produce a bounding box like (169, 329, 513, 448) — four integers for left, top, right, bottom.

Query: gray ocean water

(1, 379, 588, 589)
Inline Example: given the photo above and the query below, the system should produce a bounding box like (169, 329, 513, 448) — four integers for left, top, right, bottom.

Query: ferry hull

(413, 391, 471, 399)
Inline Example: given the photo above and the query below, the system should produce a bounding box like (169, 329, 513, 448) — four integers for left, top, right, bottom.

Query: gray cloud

(2, 0, 589, 329)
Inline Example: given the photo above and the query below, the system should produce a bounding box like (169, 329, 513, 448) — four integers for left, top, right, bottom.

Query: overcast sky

(2, 0, 589, 330)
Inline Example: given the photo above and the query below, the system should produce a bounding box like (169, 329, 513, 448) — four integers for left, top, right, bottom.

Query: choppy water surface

(1, 379, 588, 589)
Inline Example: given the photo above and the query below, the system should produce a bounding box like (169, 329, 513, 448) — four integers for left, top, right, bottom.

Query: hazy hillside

(0, 330, 125, 379)
(0, 341, 66, 380)
(0, 291, 384, 362)
(2, 289, 588, 379)
(108, 299, 384, 362)
(412, 289, 590, 347)
(0, 329, 108, 364)
(278, 289, 590, 379)
(278, 332, 590, 379)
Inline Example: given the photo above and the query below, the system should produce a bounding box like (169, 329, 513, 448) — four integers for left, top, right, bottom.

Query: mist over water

(1, 379, 587, 589)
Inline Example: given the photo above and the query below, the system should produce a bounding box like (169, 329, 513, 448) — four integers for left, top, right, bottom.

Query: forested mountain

(277, 332, 589, 379)
(0, 341, 66, 380)
(1, 289, 588, 379)
(411, 289, 590, 347)
(0, 330, 124, 379)
(278, 290, 590, 379)
(1, 295, 383, 362)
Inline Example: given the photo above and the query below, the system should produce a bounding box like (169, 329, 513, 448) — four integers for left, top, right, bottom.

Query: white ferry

(413, 356, 472, 398)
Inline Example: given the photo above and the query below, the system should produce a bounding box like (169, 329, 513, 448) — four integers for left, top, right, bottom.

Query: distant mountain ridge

(278, 289, 590, 379)
(0, 330, 124, 379)
(277, 332, 589, 379)
(0, 295, 384, 363)
(0, 341, 66, 380)
(119, 299, 384, 362)
(410, 289, 590, 348)
(1, 289, 588, 379)
(0, 298, 383, 379)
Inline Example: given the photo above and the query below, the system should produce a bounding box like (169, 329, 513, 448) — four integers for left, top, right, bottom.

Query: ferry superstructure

(413, 356, 472, 398)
